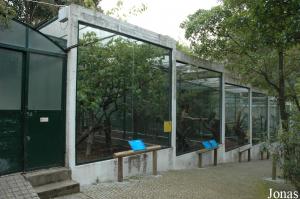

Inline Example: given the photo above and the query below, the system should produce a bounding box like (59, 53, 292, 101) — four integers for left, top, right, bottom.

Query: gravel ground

(56, 160, 295, 199)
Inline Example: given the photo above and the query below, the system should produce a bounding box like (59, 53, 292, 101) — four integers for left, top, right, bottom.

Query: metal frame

(175, 60, 223, 156)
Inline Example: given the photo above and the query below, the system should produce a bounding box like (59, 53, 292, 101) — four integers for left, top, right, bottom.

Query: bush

(279, 114, 300, 191)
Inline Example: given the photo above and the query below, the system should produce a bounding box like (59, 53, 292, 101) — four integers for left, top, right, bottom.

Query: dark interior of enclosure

(225, 84, 250, 151)
(269, 98, 280, 142)
(176, 62, 222, 155)
(252, 92, 268, 145)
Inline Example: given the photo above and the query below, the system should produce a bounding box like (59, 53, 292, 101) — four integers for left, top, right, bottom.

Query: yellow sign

(164, 121, 172, 133)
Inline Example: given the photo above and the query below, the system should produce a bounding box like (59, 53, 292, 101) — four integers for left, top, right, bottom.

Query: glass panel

(76, 24, 171, 164)
(28, 29, 64, 53)
(28, 54, 63, 110)
(0, 48, 22, 110)
(176, 62, 221, 155)
(0, 21, 26, 47)
(252, 92, 268, 144)
(225, 84, 250, 151)
(269, 98, 280, 142)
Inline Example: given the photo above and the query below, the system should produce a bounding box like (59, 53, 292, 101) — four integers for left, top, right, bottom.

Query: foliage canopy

(181, 0, 300, 130)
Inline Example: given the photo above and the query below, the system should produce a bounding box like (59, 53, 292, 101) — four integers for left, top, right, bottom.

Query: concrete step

(35, 180, 80, 199)
(24, 167, 71, 187)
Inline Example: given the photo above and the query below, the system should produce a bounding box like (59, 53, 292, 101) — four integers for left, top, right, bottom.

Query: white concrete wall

(251, 144, 264, 161)
(72, 148, 173, 186)
(174, 143, 263, 171)
(175, 150, 216, 170)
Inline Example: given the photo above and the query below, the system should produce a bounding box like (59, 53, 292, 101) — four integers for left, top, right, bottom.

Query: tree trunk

(85, 112, 95, 156)
(85, 127, 94, 156)
(133, 109, 139, 139)
(278, 50, 289, 131)
(104, 118, 112, 148)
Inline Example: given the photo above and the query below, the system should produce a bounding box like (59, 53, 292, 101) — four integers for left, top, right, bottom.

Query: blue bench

(113, 140, 161, 182)
(197, 140, 219, 168)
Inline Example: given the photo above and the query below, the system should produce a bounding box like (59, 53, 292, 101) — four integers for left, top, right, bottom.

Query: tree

(0, 0, 15, 25)
(104, 0, 147, 21)
(77, 32, 132, 152)
(0, 0, 102, 26)
(181, 0, 300, 131)
(280, 127, 300, 191)
(77, 31, 169, 156)
(0, 0, 147, 27)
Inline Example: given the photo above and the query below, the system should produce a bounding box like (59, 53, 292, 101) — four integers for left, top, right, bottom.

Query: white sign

(40, 117, 49, 123)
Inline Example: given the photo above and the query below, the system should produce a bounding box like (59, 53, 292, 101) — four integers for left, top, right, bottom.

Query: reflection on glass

(28, 54, 63, 110)
(269, 98, 280, 142)
(176, 62, 221, 155)
(28, 29, 64, 53)
(252, 93, 268, 144)
(225, 84, 250, 151)
(0, 48, 22, 110)
(76, 24, 171, 164)
(0, 21, 26, 47)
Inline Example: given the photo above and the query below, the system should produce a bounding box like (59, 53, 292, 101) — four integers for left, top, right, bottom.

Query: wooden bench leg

(213, 148, 218, 166)
(267, 151, 270, 160)
(248, 149, 251, 162)
(118, 157, 123, 182)
(260, 151, 264, 160)
(272, 155, 277, 180)
(239, 152, 242, 163)
(198, 153, 202, 168)
(153, 150, 157, 176)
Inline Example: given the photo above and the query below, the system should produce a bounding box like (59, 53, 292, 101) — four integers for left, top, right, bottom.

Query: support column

(267, 96, 270, 140)
(249, 89, 253, 147)
(171, 46, 177, 170)
(65, 5, 79, 169)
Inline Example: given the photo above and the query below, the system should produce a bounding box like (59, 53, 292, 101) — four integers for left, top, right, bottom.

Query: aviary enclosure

(75, 23, 171, 164)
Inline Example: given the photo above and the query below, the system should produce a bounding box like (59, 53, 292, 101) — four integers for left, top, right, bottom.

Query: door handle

(26, 136, 31, 141)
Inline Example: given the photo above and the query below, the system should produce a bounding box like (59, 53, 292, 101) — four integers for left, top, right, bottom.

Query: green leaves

(2, 0, 103, 26)
(77, 30, 170, 127)
(279, 126, 300, 191)
(0, 0, 15, 26)
(182, 0, 300, 112)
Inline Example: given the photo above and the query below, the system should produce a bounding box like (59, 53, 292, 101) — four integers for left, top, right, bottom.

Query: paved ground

(0, 173, 39, 199)
(56, 160, 295, 199)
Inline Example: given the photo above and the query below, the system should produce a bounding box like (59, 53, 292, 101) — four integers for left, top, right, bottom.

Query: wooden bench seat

(196, 147, 218, 168)
(113, 145, 161, 182)
(238, 147, 251, 162)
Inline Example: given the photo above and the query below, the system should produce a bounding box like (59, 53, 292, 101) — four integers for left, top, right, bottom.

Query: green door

(0, 49, 65, 175)
(25, 53, 65, 170)
(0, 48, 24, 175)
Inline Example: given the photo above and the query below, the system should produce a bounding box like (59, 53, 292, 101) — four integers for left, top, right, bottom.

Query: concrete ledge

(68, 4, 176, 50)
